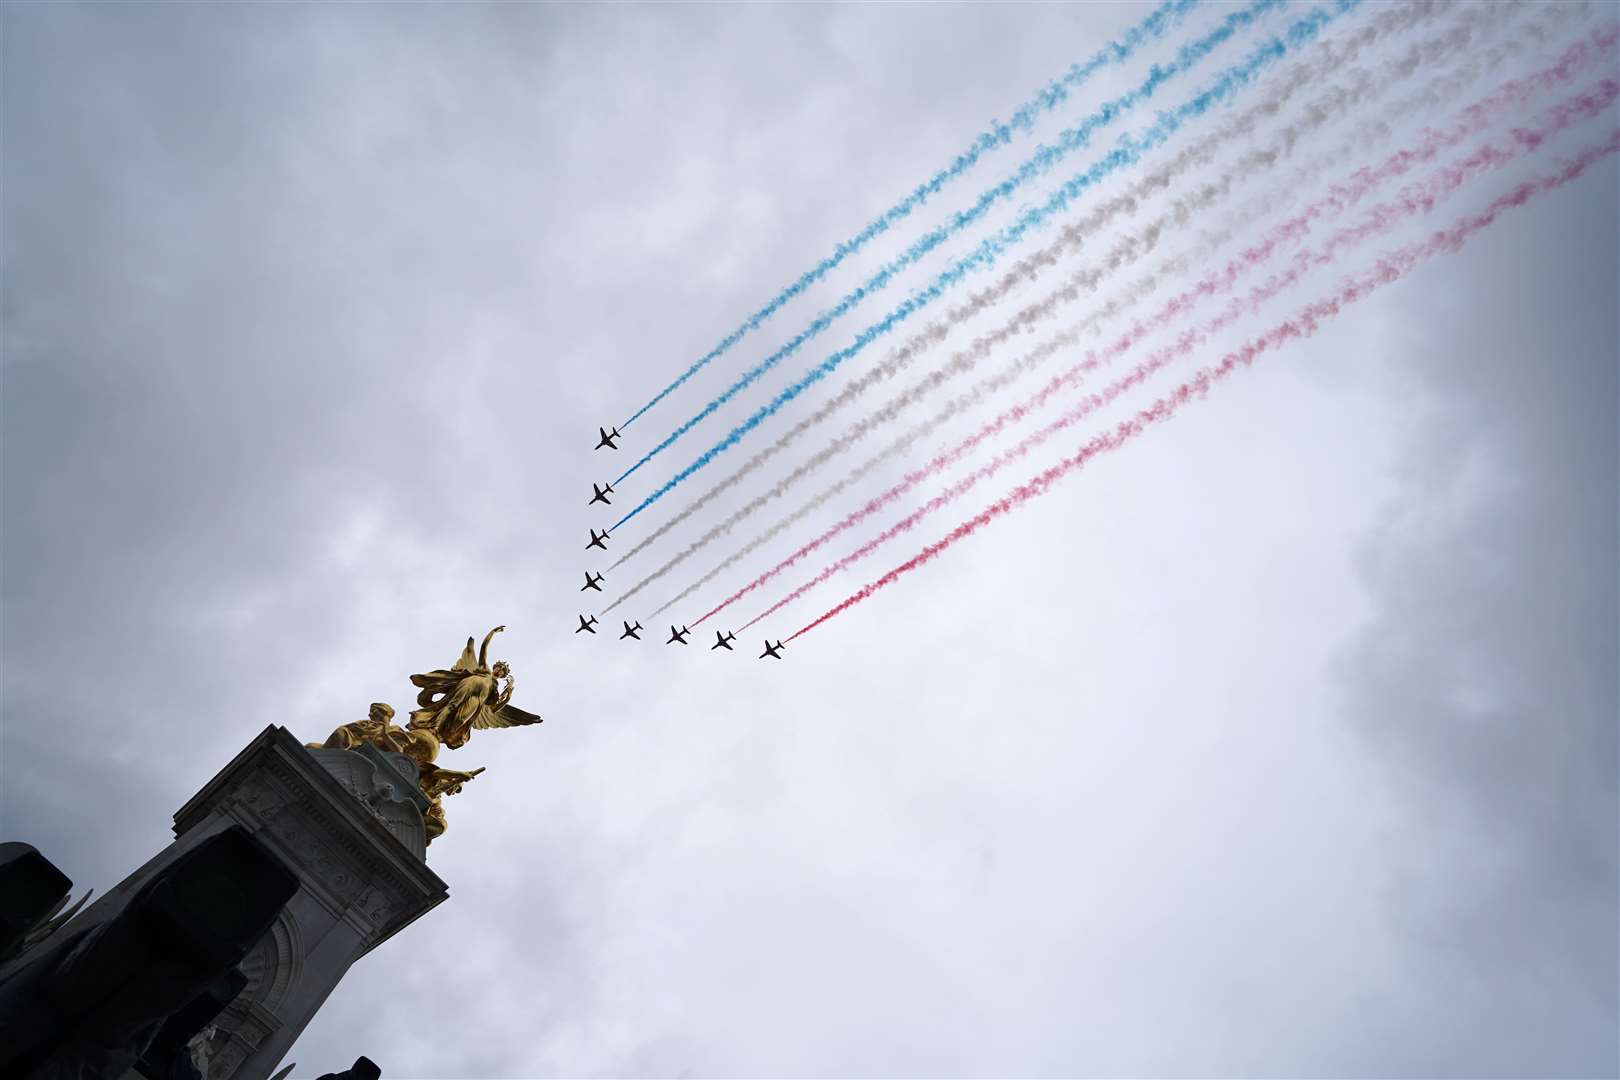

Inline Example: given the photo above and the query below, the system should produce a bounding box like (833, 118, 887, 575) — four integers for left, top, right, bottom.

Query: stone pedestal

(40, 725, 448, 1080)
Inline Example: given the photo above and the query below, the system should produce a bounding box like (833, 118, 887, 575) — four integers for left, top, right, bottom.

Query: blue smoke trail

(612, 0, 1357, 533)
(617, 0, 1203, 433)
(616, 0, 1283, 487)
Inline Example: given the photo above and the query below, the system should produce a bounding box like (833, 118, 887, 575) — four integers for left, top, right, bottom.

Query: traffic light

(315, 1056, 382, 1080)
(0, 843, 72, 965)
(0, 825, 298, 1080)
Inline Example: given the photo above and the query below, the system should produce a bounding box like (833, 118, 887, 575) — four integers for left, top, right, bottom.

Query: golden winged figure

(406, 625, 542, 750)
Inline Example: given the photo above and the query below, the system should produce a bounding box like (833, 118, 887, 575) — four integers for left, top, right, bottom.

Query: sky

(2, 2, 1615, 1077)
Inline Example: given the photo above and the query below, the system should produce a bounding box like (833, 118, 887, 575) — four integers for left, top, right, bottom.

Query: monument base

(23, 726, 448, 1080)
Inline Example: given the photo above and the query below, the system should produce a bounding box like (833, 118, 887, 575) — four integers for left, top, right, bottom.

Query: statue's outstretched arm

(478, 625, 506, 669)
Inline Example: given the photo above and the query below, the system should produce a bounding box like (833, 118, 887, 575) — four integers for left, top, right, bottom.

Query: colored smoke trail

(781, 131, 1620, 641)
(643, 17, 1612, 622)
(612, 0, 1286, 486)
(605, 0, 1479, 587)
(712, 87, 1618, 631)
(609, 1, 1358, 525)
(610, 0, 1577, 616)
(614, 0, 1201, 432)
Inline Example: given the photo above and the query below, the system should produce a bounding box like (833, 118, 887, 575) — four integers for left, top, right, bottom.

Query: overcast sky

(2, 2, 1615, 1077)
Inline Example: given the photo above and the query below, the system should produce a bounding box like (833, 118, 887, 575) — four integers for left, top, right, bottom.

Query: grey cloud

(3, 3, 1614, 1078)
(1332, 156, 1617, 1075)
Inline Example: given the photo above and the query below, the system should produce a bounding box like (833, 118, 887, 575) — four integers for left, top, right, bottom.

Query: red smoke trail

(784, 130, 1620, 642)
(1164, 24, 1617, 319)
(688, 69, 1618, 631)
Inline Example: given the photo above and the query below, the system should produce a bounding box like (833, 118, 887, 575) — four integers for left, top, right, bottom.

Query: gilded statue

(419, 762, 486, 800)
(305, 625, 539, 846)
(406, 625, 541, 750)
(308, 702, 406, 753)
(419, 763, 485, 844)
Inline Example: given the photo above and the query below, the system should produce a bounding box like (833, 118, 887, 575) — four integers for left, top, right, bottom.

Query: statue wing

(409, 668, 466, 707)
(450, 636, 479, 672)
(410, 669, 463, 690)
(473, 702, 543, 730)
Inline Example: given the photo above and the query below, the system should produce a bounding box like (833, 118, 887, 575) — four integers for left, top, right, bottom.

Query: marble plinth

(23, 725, 448, 1080)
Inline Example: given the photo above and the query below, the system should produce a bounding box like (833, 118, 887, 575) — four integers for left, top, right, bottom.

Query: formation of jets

(572, 619, 783, 657)
(581, 425, 786, 658)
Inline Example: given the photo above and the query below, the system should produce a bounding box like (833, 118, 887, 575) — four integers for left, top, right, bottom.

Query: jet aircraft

(759, 640, 786, 660)
(620, 620, 643, 641)
(581, 571, 605, 592)
(587, 529, 610, 551)
(575, 615, 598, 634)
(666, 625, 690, 645)
(711, 630, 737, 651)
(595, 426, 621, 450)
(589, 482, 614, 507)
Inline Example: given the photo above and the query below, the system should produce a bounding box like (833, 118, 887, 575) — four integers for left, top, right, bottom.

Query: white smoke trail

(604, 0, 1588, 618)
(602, 0, 1562, 612)
(784, 126, 1620, 639)
(608, 2, 1442, 573)
(717, 71, 1620, 631)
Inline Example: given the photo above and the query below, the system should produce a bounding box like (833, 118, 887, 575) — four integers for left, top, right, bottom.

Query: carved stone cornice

(173, 725, 447, 950)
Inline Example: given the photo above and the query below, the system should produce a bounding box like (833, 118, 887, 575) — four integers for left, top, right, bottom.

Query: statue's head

(368, 702, 395, 724)
(492, 660, 510, 679)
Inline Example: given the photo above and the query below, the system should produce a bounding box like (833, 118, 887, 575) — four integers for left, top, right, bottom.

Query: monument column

(43, 725, 447, 1080)
(5, 626, 540, 1080)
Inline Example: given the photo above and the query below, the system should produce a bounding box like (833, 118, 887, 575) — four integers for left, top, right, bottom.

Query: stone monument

(5, 626, 542, 1080)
